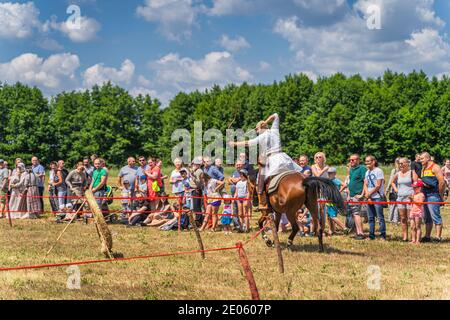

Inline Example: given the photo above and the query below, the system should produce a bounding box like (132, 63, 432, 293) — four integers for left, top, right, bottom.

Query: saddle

(266, 170, 299, 195)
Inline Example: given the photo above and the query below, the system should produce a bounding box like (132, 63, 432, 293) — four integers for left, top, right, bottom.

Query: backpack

(105, 185, 114, 205)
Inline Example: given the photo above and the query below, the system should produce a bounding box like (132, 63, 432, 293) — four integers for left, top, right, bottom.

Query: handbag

(388, 191, 397, 201)
(152, 180, 160, 193)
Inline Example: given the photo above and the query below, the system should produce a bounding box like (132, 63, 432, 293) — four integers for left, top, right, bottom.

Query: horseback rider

(229, 113, 301, 215)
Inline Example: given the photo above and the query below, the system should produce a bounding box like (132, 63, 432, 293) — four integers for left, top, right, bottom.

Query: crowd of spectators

(0, 151, 447, 243)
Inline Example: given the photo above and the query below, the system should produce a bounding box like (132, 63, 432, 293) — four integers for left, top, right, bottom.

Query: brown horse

(258, 173, 345, 252)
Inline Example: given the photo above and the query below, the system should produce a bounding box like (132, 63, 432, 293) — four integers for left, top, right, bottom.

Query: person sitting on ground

(297, 209, 312, 237)
(142, 193, 176, 227)
(126, 191, 150, 227)
(159, 203, 187, 231)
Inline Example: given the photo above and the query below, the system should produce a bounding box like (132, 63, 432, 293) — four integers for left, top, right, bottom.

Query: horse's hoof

(266, 240, 274, 248)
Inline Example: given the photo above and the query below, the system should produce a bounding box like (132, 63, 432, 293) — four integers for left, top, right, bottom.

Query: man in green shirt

(90, 158, 108, 207)
(348, 154, 367, 240)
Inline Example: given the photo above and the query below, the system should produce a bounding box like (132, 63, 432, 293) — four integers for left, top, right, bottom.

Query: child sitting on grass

(410, 181, 425, 245)
(221, 195, 233, 235)
(297, 209, 312, 237)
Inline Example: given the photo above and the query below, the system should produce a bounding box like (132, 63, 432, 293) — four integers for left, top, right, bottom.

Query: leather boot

(258, 191, 269, 211)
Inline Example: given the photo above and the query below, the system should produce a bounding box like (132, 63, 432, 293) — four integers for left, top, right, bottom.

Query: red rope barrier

(2, 193, 252, 202)
(318, 199, 450, 205)
(0, 246, 239, 272)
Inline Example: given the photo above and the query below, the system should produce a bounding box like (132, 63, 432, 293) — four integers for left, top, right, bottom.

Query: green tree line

(0, 70, 449, 167)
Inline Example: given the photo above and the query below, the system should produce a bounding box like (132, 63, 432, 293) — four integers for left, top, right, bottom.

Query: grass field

(0, 166, 448, 300)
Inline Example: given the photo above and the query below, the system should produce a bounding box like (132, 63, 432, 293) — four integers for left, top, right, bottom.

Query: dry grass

(0, 168, 448, 300)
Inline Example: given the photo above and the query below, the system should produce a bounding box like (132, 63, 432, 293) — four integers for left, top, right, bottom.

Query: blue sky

(1, 0, 450, 105)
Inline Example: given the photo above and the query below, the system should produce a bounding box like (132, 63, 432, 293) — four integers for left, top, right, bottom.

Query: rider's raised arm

(263, 113, 279, 130)
(271, 113, 279, 130)
(230, 135, 262, 148)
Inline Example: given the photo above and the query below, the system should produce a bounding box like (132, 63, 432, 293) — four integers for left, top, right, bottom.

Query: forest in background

(0, 70, 449, 166)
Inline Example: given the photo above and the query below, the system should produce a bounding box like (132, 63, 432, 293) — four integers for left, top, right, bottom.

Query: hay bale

(85, 189, 113, 259)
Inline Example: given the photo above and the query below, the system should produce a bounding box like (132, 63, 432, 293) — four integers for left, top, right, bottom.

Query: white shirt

(236, 181, 248, 198)
(247, 113, 281, 156)
(365, 167, 385, 199)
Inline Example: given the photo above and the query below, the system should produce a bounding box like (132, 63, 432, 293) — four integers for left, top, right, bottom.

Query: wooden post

(188, 210, 205, 259)
(203, 194, 209, 229)
(269, 214, 284, 274)
(236, 241, 260, 300)
(5, 192, 12, 227)
(178, 195, 183, 234)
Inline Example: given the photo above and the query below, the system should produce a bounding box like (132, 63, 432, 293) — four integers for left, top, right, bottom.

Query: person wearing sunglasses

(311, 152, 329, 178)
(347, 154, 367, 240)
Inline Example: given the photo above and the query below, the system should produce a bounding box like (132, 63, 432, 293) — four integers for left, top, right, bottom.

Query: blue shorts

(423, 194, 442, 225)
(209, 201, 222, 207)
(326, 205, 338, 218)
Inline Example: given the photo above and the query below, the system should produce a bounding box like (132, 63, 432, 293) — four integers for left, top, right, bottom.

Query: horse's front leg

(258, 213, 273, 247)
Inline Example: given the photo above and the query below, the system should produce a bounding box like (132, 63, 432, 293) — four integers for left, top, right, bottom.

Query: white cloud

(50, 16, 101, 43)
(299, 70, 318, 82)
(259, 61, 271, 72)
(0, 2, 42, 39)
(293, 0, 346, 15)
(219, 35, 250, 52)
(136, 0, 197, 41)
(83, 59, 136, 87)
(150, 51, 252, 92)
(273, 0, 450, 77)
(0, 53, 80, 89)
(36, 38, 64, 51)
(208, 0, 349, 25)
(353, 0, 445, 41)
(208, 0, 255, 16)
(137, 75, 152, 87)
(0, 1, 100, 44)
(405, 28, 450, 62)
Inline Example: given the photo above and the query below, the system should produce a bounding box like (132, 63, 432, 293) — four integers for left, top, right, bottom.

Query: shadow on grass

(280, 243, 366, 256)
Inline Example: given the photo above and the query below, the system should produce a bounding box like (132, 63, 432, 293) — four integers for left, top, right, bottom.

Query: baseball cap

(0, 159, 4, 164)
(328, 167, 337, 174)
(123, 179, 130, 184)
(179, 168, 188, 174)
(412, 180, 424, 188)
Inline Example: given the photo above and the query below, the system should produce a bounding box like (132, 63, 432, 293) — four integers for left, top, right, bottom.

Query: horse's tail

(303, 177, 346, 215)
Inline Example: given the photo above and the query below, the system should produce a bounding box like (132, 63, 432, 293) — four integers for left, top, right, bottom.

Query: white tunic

(248, 114, 302, 178)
